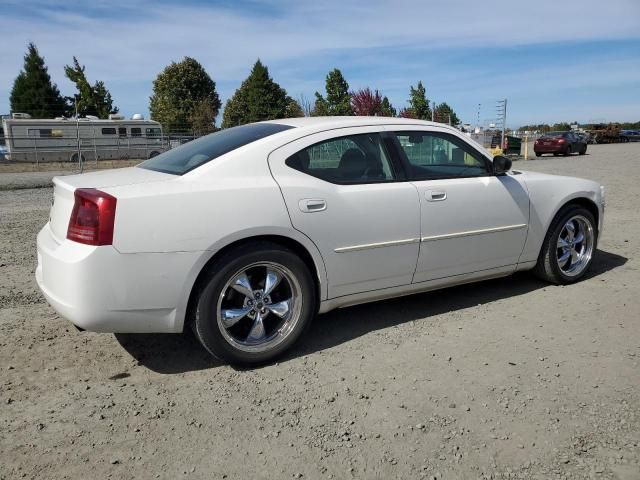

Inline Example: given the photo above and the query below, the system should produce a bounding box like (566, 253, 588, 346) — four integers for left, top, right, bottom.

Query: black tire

(579, 145, 587, 155)
(535, 153, 542, 157)
(564, 145, 572, 156)
(533, 205, 597, 285)
(70, 153, 86, 163)
(192, 242, 316, 365)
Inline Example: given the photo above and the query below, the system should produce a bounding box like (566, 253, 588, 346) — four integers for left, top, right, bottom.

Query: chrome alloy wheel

(556, 215, 595, 277)
(216, 262, 302, 353)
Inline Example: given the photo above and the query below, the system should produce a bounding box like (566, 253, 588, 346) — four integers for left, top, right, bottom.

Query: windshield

(139, 123, 294, 175)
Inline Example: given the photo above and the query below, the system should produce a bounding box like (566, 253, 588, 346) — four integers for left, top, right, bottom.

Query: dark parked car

(620, 130, 640, 142)
(534, 131, 587, 157)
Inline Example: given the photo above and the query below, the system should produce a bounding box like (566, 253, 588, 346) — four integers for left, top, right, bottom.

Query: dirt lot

(1, 143, 639, 480)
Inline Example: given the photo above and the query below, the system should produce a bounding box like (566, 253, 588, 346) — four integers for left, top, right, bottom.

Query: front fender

(518, 172, 603, 263)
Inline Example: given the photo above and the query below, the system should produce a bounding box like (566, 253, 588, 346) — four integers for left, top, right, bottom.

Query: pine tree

(380, 96, 397, 117)
(433, 102, 460, 125)
(403, 81, 431, 120)
(221, 60, 289, 128)
(150, 57, 221, 132)
(10, 43, 68, 118)
(64, 57, 118, 118)
(313, 68, 352, 116)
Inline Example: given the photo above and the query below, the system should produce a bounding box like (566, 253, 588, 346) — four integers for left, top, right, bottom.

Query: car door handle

(426, 190, 447, 202)
(299, 199, 327, 212)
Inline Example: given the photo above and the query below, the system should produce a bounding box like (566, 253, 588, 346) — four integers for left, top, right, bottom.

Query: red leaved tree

(350, 88, 383, 116)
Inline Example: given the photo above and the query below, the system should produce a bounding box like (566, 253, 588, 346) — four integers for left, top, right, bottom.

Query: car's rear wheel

(192, 242, 316, 365)
(533, 205, 597, 284)
(535, 152, 542, 157)
(579, 145, 587, 155)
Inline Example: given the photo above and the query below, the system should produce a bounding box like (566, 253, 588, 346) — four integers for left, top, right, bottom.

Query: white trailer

(1, 114, 167, 163)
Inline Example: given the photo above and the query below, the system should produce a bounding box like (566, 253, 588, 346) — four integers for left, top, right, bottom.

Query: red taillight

(556, 138, 566, 144)
(67, 188, 117, 246)
(534, 139, 540, 145)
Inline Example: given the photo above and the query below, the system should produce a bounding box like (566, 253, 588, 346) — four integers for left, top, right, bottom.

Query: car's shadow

(115, 249, 627, 374)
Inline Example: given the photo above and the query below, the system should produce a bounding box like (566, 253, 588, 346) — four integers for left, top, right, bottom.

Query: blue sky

(1, 0, 639, 127)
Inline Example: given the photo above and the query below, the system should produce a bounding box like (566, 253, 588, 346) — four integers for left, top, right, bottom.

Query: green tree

(313, 68, 352, 116)
(221, 60, 289, 128)
(64, 57, 118, 118)
(433, 102, 460, 125)
(190, 99, 219, 135)
(380, 96, 396, 117)
(550, 122, 571, 131)
(10, 43, 68, 118)
(285, 96, 305, 118)
(403, 81, 431, 120)
(150, 57, 221, 132)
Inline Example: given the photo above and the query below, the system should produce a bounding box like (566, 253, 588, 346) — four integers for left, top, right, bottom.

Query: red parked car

(534, 131, 587, 157)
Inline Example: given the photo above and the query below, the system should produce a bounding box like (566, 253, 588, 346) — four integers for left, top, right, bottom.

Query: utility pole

(496, 99, 507, 151)
(75, 96, 83, 173)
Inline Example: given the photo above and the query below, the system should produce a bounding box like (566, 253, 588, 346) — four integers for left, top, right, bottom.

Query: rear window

(544, 131, 567, 138)
(139, 123, 294, 175)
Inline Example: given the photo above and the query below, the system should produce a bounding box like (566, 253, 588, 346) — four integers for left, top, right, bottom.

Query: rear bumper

(534, 144, 565, 154)
(36, 223, 201, 333)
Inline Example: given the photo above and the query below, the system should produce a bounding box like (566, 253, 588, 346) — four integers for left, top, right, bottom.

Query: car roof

(263, 116, 447, 131)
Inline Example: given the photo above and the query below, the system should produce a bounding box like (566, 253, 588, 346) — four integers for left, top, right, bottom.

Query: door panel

(384, 126, 530, 283)
(412, 174, 530, 282)
(268, 127, 421, 298)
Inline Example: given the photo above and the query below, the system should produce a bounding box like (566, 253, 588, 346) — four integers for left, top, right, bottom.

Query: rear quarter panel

(103, 151, 329, 329)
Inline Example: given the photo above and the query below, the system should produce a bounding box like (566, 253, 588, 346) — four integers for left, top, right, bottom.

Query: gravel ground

(1, 143, 638, 480)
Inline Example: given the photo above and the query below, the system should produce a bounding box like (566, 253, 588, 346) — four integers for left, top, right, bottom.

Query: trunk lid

(49, 167, 174, 243)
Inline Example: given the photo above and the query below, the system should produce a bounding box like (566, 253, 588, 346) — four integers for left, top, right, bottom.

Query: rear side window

(102, 128, 116, 135)
(131, 128, 142, 137)
(285, 133, 395, 184)
(139, 123, 294, 175)
(393, 131, 489, 180)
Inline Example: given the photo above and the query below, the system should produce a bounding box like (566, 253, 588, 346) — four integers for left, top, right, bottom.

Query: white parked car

(36, 117, 605, 364)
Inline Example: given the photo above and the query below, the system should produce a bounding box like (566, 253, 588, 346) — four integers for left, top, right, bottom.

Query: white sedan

(36, 117, 605, 364)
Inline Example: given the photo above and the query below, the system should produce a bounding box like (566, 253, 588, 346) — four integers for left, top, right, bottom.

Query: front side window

(393, 131, 489, 180)
(145, 127, 162, 137)
(140, 122, 294, 175)
(286, 133, 395, 184)
(118, 127, 127, 137)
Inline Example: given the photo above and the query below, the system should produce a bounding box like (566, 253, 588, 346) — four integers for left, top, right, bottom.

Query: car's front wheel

(533, 205, 597, 284)
(192, 242, 316, 365)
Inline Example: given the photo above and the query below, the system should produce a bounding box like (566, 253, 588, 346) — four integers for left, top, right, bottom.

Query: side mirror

(493, 155, 512, 174)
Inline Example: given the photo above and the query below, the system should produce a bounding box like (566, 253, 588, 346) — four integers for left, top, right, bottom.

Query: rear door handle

(299, 198, 327, 212)
(426, 190, 447, 202)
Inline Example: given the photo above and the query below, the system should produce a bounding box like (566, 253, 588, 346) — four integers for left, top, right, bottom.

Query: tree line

(8, 43, 460, 132)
